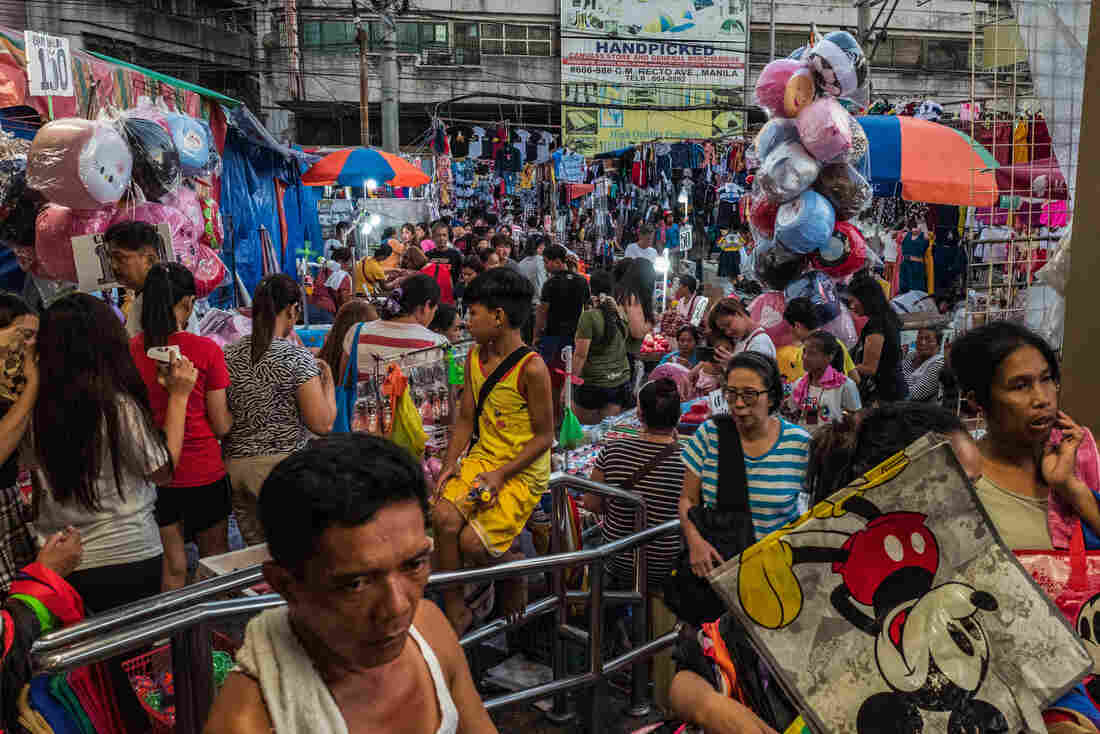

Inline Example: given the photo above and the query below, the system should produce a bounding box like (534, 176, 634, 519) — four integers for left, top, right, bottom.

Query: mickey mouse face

(78, 126, 132, 205)
(1076, 593, 1100, 667)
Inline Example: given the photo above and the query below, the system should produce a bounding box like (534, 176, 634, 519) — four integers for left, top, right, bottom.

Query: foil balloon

(750, 290, 795, 350)
(159, 187, 204, 242)
(796, 97, 853, 163)
(814, 161, 873, 221)
(783, 270, 841, 325)
(162, 112, 213, 178)
(757, 141, 821, 204)
(754, 118, 800, 162)
(754, 239, 806, 291)
(806, 31, 868, 99)
(122, 117, 181, 202)
(199, 196, 224, 249)
(112, 202, 190, 255)
(813, 221, 868, 280)
(27, 119, 133, 210)
(775, 189, 836, 254)
(180, 241, 227, 298)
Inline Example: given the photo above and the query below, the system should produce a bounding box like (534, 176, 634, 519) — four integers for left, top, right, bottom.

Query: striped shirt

(342, 320, 449, 380)
(681, 417, 810, 539)
(594, 438, 685, 587)
(901, 352, 945, 403)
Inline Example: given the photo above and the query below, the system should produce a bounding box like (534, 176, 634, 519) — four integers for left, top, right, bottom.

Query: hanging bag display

(332, 322, 366, 433)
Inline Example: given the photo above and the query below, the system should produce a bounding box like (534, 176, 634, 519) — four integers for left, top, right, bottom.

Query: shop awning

(86, 51, 241, 107)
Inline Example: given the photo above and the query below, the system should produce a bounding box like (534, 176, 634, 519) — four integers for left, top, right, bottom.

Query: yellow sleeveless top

(467, 345, 550, 490)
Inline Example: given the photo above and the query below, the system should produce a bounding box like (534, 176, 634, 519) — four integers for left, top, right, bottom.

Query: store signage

(24, 31, 73, 97)
(72, 223, 172, 293)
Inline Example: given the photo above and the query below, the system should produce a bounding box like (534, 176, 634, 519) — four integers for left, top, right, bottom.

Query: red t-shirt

(130, 332, 231, 488)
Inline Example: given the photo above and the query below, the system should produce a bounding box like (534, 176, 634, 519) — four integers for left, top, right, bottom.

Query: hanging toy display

(774, 189, 835, 254)
(754, 240, 807, 291)
(199, 196, 224, 249)
(757, 141, 821, 204)
(754, 118, 801, 163)
(27, 118, 133, 210)
(161, 112, 213, 178)
(121, 117, 182, 201)
(813, 221, 868, 280)
(748, 193, 780, 240)
(783, 269, 842, 325)
(806, 31, 869, 100)
(796, 97, 853, 163)
(813, 161, 873, 221)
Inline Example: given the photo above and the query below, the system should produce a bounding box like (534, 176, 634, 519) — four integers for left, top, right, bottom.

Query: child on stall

(433, 267, 555, 633)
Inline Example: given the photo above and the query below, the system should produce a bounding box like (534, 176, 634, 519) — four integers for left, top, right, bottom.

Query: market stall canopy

(857, 116, 999, 207)
(302, 147, 429, 187)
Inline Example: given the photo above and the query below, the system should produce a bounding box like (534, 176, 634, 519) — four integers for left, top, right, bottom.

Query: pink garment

(420, 238, 436, 252)
(791, 366, 847, 407)
(1048, 427, 1100, 549)
(1040, 200, 1069, 228)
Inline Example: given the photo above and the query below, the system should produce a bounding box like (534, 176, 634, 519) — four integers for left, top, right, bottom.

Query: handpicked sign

(24, 31, 73, 97)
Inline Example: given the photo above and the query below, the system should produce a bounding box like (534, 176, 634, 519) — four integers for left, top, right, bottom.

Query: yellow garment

(784, 342, 858, 384)
(1013, 119, 1030, 164)
(354, 257, 387, 295)
(924, 238, 935, 296)
(519, 163, 535, 189)
(442, 456, 545, 557)
(382, 365, 427, 460)
(466, 346, 550, 489)
(876, 277, 891, 300)
(18, 684, 54, 734)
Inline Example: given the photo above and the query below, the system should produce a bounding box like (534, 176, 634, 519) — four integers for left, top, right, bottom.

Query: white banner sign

(679, 224, 693, 253)
(24, 31, 73, 97)
(72, 223, 172, 293)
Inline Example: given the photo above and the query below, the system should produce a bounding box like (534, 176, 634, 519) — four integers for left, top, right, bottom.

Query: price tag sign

(679, 224, 693, 253)
(706, 388, 728, 415)
(24, 31, 73, 97)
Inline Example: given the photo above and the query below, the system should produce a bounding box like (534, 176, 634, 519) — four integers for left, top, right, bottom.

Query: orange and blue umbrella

(857, 116, 999, 207)
(302, 147, 430, 188)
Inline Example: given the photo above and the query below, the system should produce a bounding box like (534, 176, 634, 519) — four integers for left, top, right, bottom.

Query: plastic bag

(750, 290, 796, 349)
(748, 190, 780, 240)
(34, 204, 79, 282)
(1037, 227, 1071, 295)
(27, 118, 133, 210)
(382, 364, 427, 460)
(812, 221, 868, 280)
(754, 239, 806, 291)
(783, 269, 841, 325)
(758, 141, 821, 204)
(755, 59, 815, 119)
(161, 113, 213, 178)
(159, 186, 204, 241)
(796, 98, 853, 163)
(806, 31, 868, 99)
(821, 304, 859, 348)
(121, 117, 181, 201)
(754, 118, 801, 163)
(813, 161, 872, 221)
(775, 189, 835, 254)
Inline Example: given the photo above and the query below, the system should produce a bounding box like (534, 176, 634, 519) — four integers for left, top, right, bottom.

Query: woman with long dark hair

(0, 292, 41, 592)
(318, 298, 378, 386)
(572, 270, 632, 425)
(30, 293, 196, 610)
(223, 274, 336, 545)
(131, 263, 234, 590)
(846, 270, 907, 403)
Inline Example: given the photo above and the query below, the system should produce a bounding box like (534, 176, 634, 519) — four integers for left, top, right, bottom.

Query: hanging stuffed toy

(199, 196, 224, 249)
(121, 117, 181, 201)
(27, 118, 133, 210)
(806, 31, 868, 99)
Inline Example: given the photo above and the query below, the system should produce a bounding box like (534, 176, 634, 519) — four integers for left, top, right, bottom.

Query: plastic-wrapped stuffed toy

(121, 117, 181, 202)
(796, 98, 853, 163)
(754, 118, 801, 162)
(783, 270, 841, 325)
(757, 141, 821, 204)
(812, 221, 868, 280)
(199, 196, 224, 249)
(27, 118, 132, 210)
(775, 189, 836, 254)
(806, 31, 868, 99)
(754, 239, 806, 291)
(755, 60, 815, 119)
(814, 161, 872, 221)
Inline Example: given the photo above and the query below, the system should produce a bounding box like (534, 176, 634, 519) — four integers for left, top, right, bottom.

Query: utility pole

(380, 13, 399, 153)
(857, 0, 872, 44)
(353, 0, 370, 146)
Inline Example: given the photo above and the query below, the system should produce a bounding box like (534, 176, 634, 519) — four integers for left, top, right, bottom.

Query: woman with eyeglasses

(679, 352, 811, 578)
(223, 274, 336, 545)
(950, 321, 1100, 549)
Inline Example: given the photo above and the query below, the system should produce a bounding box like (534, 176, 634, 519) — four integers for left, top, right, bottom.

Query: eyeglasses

(723, 387, 765, 406)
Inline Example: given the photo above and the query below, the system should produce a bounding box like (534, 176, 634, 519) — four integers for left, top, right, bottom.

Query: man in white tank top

(204, 435, 497, 734)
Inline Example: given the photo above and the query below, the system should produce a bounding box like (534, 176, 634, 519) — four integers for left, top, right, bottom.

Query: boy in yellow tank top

(434, 268, 554, 633)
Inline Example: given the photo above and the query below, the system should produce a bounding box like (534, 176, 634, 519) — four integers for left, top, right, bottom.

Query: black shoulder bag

(663, 414, 757, 627)
(468, 346, 532, 451)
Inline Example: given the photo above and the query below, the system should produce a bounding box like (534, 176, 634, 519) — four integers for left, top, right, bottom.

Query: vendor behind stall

(107, 220, 197, 338)
(572, 270, 633, 425)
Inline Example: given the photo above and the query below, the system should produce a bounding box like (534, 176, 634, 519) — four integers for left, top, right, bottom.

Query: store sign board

(24, 31, 73, 97)
(561, 0, 748, 154)
(72, 223, 172, 293)
(679, 224, 693, 253)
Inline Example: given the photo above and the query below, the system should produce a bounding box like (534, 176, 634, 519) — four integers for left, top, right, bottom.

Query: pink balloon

(112, 202, 192, 258)
(111, 201, 225, 297)
(28, 119, 133, 210)
(796, 98, 853, 164)
(34, 205, 79, 283)
(750, 291, 796, 349)
(159, 187, 203, 242)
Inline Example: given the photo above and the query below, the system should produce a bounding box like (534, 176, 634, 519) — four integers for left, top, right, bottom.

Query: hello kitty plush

(28, 119, 132, 210)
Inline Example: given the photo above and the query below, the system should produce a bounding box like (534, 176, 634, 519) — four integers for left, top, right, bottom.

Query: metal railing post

(547, 481, 574, 724)
(585, 563, 605, 733)
(629, 501, 652, 717)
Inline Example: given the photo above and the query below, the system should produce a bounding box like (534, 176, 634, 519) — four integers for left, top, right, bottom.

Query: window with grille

(480, 23, 552, 56)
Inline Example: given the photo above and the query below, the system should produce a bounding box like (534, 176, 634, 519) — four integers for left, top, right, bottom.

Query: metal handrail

(33, 520, 679, 674)
(32, 472, 644, 654)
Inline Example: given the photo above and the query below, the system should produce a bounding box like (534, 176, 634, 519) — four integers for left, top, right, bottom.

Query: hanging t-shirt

(449, 125, 472, 159)
(496, 145, 521, 172)
(516, 129, 536, 162)
(561, 152, 585, 182)
(469, 126, 485, 160)
(512, 130, 528, 165)
(537, 131, 553, 163)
